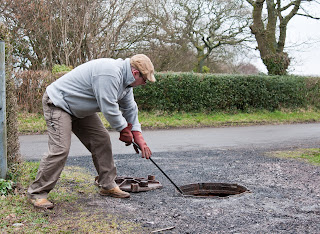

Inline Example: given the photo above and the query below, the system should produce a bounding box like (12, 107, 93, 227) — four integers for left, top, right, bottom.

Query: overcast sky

(252, 2, 320, 76)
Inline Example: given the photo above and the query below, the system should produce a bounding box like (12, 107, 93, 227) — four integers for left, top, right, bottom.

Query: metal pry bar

(132, 141, 184, 195)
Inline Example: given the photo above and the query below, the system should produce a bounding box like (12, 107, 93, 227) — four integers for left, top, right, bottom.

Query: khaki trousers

(28, 92, 117, 199)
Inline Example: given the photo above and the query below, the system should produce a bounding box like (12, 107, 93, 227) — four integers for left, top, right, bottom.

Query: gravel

(66, 146, 320, 233)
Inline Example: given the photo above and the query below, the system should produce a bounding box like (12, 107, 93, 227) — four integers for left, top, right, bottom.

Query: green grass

(18, 112, 47, 134)
(270, 148, 320, 165)
(1, 162, 145, 233)
(18, 109, 320, 134)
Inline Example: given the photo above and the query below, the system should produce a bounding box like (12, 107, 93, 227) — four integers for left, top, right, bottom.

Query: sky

(252, 2, 320, 76)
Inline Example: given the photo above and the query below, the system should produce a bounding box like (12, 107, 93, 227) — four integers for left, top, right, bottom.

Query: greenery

(18, 109, 320, 134)
(14, 72, 320, 115)
(134, 73, 320, 112)
(52, 64, 73, 74)
(18, 112, 47, 134)
(269, 148, 320, 166)
(0, 162, 145, 233)
(0, 179, 13, 196)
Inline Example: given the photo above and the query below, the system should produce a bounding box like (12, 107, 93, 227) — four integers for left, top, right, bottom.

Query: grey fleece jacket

(46, 58, 141, 132)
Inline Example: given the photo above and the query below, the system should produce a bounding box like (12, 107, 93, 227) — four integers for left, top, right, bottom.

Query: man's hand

(119, 123, 133, 144)
(132, 131, 152, 159)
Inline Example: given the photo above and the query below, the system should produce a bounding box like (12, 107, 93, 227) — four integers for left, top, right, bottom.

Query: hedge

(134, 73, 320, 112)
(1, 23, 21, 169)
(15, 71, 320, 113)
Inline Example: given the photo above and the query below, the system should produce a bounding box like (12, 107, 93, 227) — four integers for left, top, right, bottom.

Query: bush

(15, 70, 54, 113)
(1, 23, 21, 170)
(52, 64, 72, 79)
(15, 70, 320, 114)
(52, 64, 73, 74)
(134, 73, 320, 112)
(15, 65, 72, 113)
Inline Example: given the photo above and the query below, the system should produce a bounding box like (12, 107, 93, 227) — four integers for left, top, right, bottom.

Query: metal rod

(132, 142, 184, 195)
(0, 41, 7, 179)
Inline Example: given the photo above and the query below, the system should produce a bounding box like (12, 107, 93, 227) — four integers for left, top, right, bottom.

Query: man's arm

(118, 88, 141, 132)
(118, 89, 151, 159)
(93, 75, 128, 132)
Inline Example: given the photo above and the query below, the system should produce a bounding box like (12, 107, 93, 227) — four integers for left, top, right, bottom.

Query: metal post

(0, 41, 7, 179)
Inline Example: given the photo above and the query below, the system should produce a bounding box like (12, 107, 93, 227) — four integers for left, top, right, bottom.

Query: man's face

(130, 68, 147, 87)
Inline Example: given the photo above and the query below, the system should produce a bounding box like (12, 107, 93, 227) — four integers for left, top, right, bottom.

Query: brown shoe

(99, 186, 130, 198)
(29, 198, 54, 209)
(94, 176, 100, 187)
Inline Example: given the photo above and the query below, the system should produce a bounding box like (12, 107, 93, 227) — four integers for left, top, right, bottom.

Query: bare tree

(137, 0, 196, 72)
(246, 0, 320, 75)
(151, 0, 252, 73)
(0, 0, 151, 70)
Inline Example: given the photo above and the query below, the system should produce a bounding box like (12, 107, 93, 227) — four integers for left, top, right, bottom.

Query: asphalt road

(20, 123, 320, 160)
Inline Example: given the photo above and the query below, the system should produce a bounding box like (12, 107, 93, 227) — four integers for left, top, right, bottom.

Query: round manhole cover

(179, 183, 249, 198)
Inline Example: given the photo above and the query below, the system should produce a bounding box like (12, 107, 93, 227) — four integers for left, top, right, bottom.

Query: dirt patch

(66, 147, 320, 233)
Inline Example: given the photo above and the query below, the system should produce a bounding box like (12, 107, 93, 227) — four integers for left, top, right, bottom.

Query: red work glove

(132, 131, 152, 159)
(119, 123, 133, 144)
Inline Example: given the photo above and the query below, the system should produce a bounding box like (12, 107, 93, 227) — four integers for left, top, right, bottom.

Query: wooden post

(0, 41, 7, 179)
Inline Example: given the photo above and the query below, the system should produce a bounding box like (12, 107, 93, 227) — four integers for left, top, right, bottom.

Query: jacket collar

(123, 58, 135, 88)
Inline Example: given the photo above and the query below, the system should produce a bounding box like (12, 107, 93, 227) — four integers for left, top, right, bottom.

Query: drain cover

(115, 175, 163, 193)
(179, 183, 249, 198)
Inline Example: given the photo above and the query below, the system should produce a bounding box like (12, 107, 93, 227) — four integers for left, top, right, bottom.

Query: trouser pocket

(42, 92, 63, 139)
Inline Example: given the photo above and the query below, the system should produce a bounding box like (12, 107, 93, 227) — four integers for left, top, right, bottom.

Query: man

(28, 54, 155, 209)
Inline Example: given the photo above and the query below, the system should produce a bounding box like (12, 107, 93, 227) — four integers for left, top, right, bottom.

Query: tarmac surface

(20, 123, 320, 160)
(19, 123, 320, 233)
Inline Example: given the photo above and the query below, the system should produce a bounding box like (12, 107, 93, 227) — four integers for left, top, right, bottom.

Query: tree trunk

(262, 52, 290, 75)
(196, 49, 206, 73)
(248, 0, 304, 75)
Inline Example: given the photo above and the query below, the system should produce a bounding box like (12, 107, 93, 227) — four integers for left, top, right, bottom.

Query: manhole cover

(115, 175, 163, 193)
(179, 183, 249, 198)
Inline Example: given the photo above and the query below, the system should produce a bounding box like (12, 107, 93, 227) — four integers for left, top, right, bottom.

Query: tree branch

(279, 2, 296, 11)
(296, 13, 320, 19)
(246, 0, 255, 6)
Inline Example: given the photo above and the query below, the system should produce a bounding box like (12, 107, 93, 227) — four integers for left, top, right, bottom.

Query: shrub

(1, 23, 21, 170)
(14, 70, 320, 114)
(52, 64, 72, 79)
(52, 64, 73, 74)
(134, 73, 320, 112)
(15, 64, 72, 113)
(15, 70, 54, 113)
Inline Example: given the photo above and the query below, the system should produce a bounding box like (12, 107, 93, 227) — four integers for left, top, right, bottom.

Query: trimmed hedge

(15, 71, 320, 113)
(134, 73, 320, 112)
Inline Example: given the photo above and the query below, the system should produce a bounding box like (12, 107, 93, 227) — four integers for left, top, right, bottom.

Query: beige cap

(130, 54, 156, 83)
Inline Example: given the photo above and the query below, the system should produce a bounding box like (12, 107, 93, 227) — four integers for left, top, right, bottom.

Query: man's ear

(131, 68, 140, 77)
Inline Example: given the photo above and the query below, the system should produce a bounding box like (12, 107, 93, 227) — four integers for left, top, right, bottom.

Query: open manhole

(179, 183, 249, 198)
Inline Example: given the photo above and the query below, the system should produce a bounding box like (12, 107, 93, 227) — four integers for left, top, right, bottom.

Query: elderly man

(28, 54, 155, 209)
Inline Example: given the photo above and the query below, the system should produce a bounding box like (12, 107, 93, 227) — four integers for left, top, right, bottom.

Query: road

(20, 123, 320, 160)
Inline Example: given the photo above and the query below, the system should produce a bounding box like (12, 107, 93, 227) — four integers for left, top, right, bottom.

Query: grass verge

(268, 148, 320, 166)
(18, 109, 320, 134)
(1, 162, 145, 233)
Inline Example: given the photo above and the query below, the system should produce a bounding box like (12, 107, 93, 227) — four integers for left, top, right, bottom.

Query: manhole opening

(179, 183, 249, 198)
